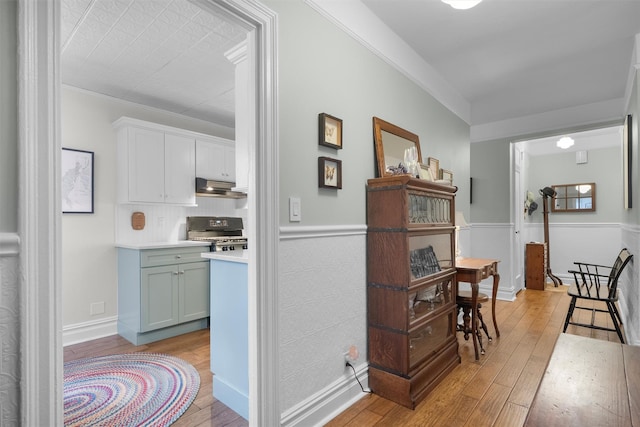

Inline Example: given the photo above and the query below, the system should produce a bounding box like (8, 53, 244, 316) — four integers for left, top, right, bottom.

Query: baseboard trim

(62, 316, 118, 347)
(281, 362, 369, 427)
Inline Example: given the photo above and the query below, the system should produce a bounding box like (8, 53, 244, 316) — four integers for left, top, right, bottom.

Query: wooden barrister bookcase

(366, 176, 460, 409)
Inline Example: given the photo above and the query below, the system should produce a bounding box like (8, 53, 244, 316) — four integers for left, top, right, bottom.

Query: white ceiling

(61, 0, 248, 128)
(520, 125, 621, 157)
(62, 0, 640, 147)
(361, 0, 640, 127)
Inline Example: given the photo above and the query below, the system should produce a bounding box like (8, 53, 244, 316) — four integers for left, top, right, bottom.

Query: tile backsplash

(115, 196, 247, 244)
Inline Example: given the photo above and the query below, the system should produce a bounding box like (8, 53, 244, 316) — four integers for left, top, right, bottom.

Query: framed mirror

(551, 182, 596, 212)
(373, 117, 422, 177)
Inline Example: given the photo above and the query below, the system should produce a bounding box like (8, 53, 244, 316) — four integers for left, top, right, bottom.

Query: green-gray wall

(268, 0, 470, 227)
(470, 140, 511, 223)
(624, 68, 639, 226)
(528, 147, 621, 223)
(0, 0, 17, 232)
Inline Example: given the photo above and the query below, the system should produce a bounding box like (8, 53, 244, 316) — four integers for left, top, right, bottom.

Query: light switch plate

(289, 197, 301, 222)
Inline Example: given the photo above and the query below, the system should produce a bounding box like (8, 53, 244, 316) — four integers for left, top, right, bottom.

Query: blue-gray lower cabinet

(118, 246, 210, 345)
(210, 257, 248, 420)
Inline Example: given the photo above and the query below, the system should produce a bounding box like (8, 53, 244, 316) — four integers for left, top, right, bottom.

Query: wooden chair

(457, 291, 492, 355)
(563, 248, 633, 343)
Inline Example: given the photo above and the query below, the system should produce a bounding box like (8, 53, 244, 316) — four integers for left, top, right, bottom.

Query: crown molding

(303, 0, 470, 124)
(470, 98, 625, 143)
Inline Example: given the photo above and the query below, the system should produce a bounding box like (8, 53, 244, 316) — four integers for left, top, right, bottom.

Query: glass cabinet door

(409, 310, 454, 367)
(407, 191, 452, 224)
(408, 232, 453, 281)
(408, 276, 454, 323)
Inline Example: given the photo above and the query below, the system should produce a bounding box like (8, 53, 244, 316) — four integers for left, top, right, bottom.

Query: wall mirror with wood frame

(551, 183, 596, 212)
(372, 117, 422, 177)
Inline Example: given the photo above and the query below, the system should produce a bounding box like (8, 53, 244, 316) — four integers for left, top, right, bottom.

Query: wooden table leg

(471, 281, 479, 360)
(491, 270, 500, 338)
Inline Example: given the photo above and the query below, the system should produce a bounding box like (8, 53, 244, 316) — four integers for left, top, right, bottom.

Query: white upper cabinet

(114, 117, 199, 206)
(126, 126, 165, 203)
(195, 138, 235, 183)
(165, 133, 196, 205)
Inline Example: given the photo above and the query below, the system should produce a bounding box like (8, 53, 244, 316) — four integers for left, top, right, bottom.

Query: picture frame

(427, 157, 440, 181)
(419, 163, 432, 181)
(62, 148, 94, 213)
(318, 156, 342, 189)
(440, 169, 453, 184)
(319, 113, 343, 149)
(623, 114, 632, 209)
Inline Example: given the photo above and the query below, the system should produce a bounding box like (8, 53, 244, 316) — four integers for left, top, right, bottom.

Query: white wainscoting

(469, 222, 625, 301)
(523, 222, 622, 284)
(620, 223, 640, 345)
(0, 233, 20, 425)
(279, 225, 368, 427)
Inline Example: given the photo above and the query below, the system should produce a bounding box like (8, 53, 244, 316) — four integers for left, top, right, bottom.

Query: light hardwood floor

(64, 285, 620, 427)
(327, 285, 624, 427)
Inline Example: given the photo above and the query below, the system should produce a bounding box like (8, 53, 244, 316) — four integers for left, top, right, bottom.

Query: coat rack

(540, 187, 562, 287)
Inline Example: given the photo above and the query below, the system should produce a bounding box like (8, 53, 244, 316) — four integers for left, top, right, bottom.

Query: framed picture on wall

(62, 148, 94, 213)
(319, 113, 343, 149)
(318, 156, 342, 189)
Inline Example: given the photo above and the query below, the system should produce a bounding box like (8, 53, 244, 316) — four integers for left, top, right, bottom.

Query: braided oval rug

(64, 353, 200, 427)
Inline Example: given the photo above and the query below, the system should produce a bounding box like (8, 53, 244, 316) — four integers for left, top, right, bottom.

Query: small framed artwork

(62, 148, 94, 213)
(318, 156, 342, 189)
(319, 113, 343, 149)
(440, 169, 453, 184)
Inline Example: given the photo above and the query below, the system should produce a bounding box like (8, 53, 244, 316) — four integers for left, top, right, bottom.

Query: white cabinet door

(165, 134, 195, 205)
(128, 127, 164, 203)
(223, 144, 236, 182)
(196, 139, 235, 182)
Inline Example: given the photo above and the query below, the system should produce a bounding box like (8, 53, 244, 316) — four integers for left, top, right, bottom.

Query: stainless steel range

(186, 216, 247, 252)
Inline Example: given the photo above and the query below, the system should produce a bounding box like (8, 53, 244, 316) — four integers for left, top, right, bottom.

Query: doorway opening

(18, 0, 279, 425)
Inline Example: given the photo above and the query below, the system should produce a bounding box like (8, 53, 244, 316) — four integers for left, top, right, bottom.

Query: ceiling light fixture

(556, 136, 575, 149)
(442, 0, 482, 10)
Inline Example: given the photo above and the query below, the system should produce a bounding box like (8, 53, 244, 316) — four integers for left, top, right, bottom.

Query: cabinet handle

(179, 271, 185, 275)
(176, 255, 181, 259)
(173, 271, 179, 275)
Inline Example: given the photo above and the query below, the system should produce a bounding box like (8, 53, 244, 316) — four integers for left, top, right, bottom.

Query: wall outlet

(90, 301, 105, 315)
(344, 345, 359, 365)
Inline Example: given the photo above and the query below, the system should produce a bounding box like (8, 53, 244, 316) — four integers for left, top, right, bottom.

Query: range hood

(196, 177, 247, 199)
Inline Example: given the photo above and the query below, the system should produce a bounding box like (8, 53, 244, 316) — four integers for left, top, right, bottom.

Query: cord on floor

(346, 361, 372, 394)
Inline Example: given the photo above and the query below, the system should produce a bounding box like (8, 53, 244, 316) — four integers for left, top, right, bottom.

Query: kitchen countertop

(202, 249, 249, 263)
(115, 240, 211, 250)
